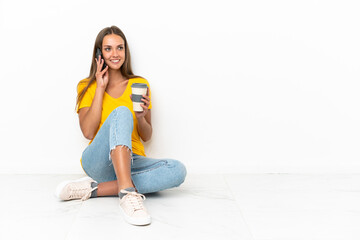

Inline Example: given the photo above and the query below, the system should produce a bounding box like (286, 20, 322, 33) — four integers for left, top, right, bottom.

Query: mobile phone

(96, 48, 107, 71)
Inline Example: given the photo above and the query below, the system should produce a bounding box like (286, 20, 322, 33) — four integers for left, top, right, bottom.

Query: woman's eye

(105, 48, 110, 51)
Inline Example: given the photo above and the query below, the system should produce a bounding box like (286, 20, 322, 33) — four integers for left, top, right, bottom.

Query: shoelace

(68, 185, 98, 201)
(81, 186, 98, 201)
(122, 190, 146, 211)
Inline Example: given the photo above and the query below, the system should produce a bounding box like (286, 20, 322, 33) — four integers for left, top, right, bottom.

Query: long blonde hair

(76, 26, 141, 110)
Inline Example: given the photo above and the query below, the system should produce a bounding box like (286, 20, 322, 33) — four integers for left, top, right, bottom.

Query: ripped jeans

(81, 106, 187, 194)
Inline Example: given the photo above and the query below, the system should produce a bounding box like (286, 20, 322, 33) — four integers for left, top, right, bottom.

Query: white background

(0, 0, 359, 174)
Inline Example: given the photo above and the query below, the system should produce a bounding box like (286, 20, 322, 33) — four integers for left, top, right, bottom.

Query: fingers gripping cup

(131, 83, 148, 112)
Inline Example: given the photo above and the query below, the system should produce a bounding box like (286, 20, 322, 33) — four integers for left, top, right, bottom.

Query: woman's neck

(108, 69, 126, 83)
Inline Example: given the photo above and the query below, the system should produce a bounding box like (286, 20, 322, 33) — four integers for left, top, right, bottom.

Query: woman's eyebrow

(103, 44, 124, 47)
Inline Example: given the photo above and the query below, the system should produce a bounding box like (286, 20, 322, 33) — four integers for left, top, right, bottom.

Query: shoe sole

(118, 203, 151, 226)
(54, 176, 93, 200)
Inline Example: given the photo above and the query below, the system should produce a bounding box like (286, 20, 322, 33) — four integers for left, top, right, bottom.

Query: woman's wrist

(137, 116, 147, 125)
(95, 86, 106, 95)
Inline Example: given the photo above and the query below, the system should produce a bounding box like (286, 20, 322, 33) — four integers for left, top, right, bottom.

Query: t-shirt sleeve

(76, 81, 94, 113)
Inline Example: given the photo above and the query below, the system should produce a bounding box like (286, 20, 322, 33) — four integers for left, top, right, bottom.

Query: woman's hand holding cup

(131, 83, 150, 119)
(135, 93, 150, 119)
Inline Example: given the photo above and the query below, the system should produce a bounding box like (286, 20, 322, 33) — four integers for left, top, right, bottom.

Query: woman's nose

(111, 50, 119, 57)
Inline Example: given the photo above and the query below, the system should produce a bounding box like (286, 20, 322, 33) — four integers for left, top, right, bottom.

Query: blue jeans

(81, 106, 187, 194)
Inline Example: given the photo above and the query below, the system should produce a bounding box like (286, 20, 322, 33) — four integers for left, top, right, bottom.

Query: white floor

(0, 174, 359, 240)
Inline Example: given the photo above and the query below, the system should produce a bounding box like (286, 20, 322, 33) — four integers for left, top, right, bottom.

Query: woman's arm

(137, 110, 152, 142)
(78, 57, 108, 140)
(133, 92, 152, 142)
(78, 87, 105, 140)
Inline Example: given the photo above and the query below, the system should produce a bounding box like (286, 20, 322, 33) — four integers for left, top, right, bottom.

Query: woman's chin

(107, 65, 122, 71)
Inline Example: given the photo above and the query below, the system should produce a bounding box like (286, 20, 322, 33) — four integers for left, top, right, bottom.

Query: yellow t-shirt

(77, 77, 152, 157)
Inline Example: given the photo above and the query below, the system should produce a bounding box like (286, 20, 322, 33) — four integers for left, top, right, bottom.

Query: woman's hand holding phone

(95, 55, 109, 90)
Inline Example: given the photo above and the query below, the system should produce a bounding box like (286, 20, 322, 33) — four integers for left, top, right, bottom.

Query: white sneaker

(119, 188, 151, 226)
(55, 176, 98, 201)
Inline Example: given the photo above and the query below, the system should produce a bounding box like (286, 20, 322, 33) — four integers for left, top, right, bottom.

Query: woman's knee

(111, 106, 133, 120)
(107, 106, 131, 120)
(114, 106, 132, 114)
(108, 106, 134, 145)
(166, 159, 187, 186)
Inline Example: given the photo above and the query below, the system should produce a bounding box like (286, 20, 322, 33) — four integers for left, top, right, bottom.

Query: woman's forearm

(137, 116, 152, 142)
(79, 88, 105, 139)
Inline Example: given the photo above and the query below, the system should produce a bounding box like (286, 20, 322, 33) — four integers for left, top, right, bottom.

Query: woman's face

(101, 34, 126, 70)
